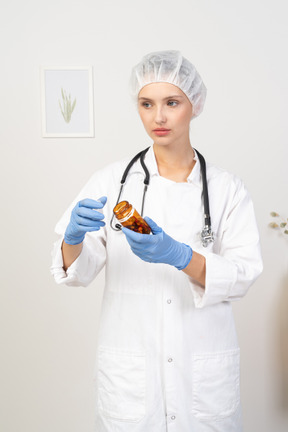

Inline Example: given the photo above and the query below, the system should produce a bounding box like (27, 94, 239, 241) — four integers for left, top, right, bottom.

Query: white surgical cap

(129, 50, 207, 117)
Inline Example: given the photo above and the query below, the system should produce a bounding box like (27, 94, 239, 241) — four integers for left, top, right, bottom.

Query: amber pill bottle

(113, 201, 151, 234)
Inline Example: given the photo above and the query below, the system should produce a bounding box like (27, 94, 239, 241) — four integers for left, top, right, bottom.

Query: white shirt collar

(187, 147, 202, 186)
(128, 145, 202, 186)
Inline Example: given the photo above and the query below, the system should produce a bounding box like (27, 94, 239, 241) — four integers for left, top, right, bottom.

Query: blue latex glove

(122, 216, 193, 270)
(64, 197, 107, 245)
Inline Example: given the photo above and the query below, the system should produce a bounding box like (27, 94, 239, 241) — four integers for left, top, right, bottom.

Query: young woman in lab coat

(51, 50, 263, 432)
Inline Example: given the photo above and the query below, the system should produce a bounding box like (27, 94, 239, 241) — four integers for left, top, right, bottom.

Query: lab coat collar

(128, 145, 202, 187)
(187, 147, 202, 186)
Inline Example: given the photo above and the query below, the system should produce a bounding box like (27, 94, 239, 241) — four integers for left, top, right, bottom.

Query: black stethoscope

(110, 146, 214, 247)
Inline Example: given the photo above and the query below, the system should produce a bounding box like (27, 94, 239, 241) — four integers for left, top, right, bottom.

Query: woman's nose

(155, 106, 167, 124)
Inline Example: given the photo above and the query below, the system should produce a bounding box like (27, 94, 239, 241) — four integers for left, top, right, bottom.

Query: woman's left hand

(122, 216, 193, 270)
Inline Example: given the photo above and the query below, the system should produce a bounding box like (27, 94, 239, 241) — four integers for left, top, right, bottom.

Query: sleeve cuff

(190, 253, 238, 308)
(50, 237, 97, 287)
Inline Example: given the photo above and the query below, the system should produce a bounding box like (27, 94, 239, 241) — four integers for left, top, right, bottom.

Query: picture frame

(40, 66, 94, 138)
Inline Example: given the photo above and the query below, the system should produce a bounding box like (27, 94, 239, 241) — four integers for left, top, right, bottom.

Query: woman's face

(137, 82, 193, 147)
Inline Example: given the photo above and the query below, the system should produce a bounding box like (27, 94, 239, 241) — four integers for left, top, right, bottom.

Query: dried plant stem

(59, 88, 76, 123)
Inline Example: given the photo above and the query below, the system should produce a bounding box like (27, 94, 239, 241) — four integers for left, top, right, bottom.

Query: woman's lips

(153, 129, 171, 136)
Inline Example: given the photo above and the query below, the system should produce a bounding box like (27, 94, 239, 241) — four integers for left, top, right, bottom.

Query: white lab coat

(51, 146, 263, 432)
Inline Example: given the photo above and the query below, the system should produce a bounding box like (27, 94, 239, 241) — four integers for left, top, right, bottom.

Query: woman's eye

(141, 102, 152, 108)
(168, 100, 178, 107)
(140, 101, 178, 108)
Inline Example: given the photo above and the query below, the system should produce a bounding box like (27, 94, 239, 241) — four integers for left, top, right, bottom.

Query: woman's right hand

(64, 197, 107, 245)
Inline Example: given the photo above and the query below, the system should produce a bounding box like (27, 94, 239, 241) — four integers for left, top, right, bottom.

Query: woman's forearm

(61, 240, 83, 271)
(182, 251, 206, 287)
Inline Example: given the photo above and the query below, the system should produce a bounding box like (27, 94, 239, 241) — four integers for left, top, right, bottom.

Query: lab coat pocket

(192, 348, 240, 421)
(97, 346, 146, 422)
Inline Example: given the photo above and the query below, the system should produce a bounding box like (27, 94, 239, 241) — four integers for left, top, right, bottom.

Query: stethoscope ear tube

(139, 147, 150, 185)
(120, 147, 150, 185)
(194, 149, 214, 247)
(110, 147, 150, 231)
(194, 149, 210, 227)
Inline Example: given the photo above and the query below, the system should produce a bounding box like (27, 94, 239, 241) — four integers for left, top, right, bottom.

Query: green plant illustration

(58, 88, 76, 123)
(269, 212, 288, 236)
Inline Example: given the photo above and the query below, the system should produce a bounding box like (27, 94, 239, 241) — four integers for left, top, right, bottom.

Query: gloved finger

(78, 197, 107, 209)
(78, 222, 105, 232)
(122, 227, 151, 244)
(76, 206, 105, 221)
(143, 217, 162, 235)
(121, 227, 141, 247)
(74, 214, 106, 228)
(97, 196, 107, 205)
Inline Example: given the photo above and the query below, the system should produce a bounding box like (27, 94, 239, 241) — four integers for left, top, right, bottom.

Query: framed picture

(40, 67, 94, 137)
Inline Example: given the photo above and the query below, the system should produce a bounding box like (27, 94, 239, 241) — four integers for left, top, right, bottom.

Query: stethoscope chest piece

(201, 225, 215, 248)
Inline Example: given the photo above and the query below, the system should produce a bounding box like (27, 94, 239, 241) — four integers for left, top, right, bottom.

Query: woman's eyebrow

(138, 95, 184, 101)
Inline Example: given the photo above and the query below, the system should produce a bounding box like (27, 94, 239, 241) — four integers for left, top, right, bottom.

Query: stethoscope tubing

(110, 146, 214, 247)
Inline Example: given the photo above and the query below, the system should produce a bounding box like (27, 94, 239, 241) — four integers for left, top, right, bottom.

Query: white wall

(1, 0, 287, 431)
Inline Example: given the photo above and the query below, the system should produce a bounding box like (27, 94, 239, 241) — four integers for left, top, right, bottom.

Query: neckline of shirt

(128, 145, 202, 186)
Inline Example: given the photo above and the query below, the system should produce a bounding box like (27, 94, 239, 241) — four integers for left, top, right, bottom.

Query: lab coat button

(167, 299, 172, 304)
(168, 358, 173, 362)
(171, 415, 176, 420)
